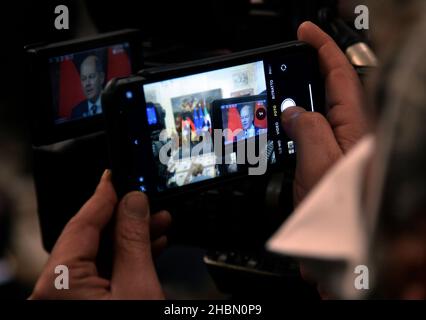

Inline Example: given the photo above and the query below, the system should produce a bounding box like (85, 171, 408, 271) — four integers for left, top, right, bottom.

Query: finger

(297, 21, 367, 150)
(112, 192, 164, 299)
(52, 169, 117, 261)
(298, 21, 363, 104)
(151, 236, 168, 257)
(282, 106, 342, 162)
(324, 68, 368, 148)
(281, 107, 342, 187)
(150, 210, 172, 240)
(281, 106, 307, 138)
(297, 21, 357, 80)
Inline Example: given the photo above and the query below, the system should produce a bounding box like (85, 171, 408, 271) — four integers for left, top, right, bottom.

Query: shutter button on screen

(281, 98, 296, 113)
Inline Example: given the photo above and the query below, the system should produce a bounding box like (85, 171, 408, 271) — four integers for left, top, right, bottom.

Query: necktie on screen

(91, 104, 98, 115)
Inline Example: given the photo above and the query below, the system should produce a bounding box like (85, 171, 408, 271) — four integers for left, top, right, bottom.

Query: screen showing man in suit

(142, 61, 270, 190)
(219, 99, 268, 144)
(240, 104, 255, 137)
(49, 42, 132, 124)
(72, 55, 105, 119)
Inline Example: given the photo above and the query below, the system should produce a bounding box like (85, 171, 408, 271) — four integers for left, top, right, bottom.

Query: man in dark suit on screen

(234, 103, 266, 141)
(71, 55, 105, 119)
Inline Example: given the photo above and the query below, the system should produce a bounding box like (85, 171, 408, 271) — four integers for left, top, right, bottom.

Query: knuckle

(328, 67, 347, 82)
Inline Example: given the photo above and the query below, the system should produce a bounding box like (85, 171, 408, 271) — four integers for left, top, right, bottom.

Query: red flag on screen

(107, 47, 131, 80)
(58, 59, 85, 118)
(227, 105, 242, 142)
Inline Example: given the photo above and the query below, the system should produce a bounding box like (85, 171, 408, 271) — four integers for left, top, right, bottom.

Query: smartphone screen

(105, 43, 324, 197)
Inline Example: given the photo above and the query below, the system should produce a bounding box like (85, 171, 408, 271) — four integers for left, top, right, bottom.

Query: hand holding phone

(283, 22, 368, 206)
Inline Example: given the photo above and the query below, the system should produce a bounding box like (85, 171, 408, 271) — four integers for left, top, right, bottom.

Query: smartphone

(25, 29, 142, 146)
(102, 41, 325, 200)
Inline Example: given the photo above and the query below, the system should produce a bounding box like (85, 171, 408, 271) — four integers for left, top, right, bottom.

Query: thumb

(281, 106, 342, 157)
(111, 191, 164, 299)
(281, 107, 343, 200)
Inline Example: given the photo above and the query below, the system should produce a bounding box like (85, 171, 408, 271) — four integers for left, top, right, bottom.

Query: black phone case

(102, 41, 315, 202)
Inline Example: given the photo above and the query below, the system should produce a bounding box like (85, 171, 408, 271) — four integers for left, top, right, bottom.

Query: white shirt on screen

(88, 96, 102, 116)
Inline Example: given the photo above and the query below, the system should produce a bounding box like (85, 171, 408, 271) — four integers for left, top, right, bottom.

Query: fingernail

(124, 192, 148, 218)
(101, 169, 111, 182)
